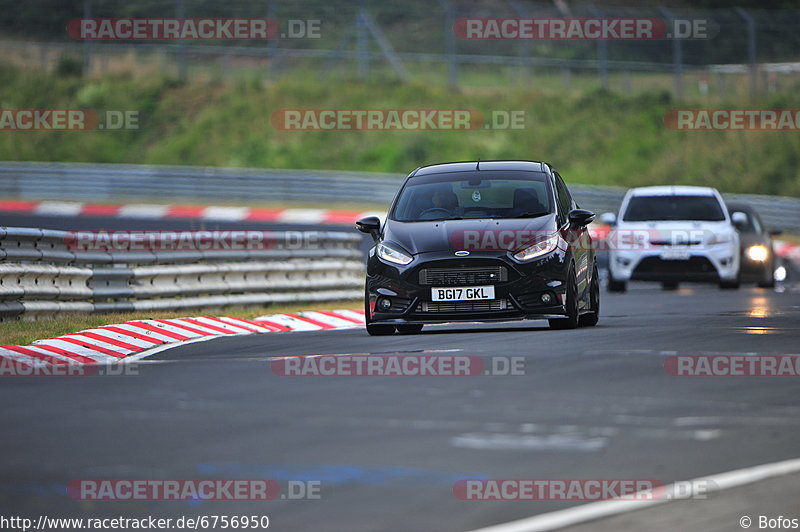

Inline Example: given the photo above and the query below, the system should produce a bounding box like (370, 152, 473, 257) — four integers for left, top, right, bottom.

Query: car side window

(750, 213, 763, 234)
(554, 173, 573, 224)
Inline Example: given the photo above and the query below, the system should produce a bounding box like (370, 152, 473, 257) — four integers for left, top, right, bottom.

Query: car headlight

(746, 245, 769, 262)
(513, 234, 560, 262)
(707, 232, 733, 245)
(376, 242, 413, 265)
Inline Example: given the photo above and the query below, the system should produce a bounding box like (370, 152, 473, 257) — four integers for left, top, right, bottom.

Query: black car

(727, 202, 780, 288)
(356, 160, 599, 335)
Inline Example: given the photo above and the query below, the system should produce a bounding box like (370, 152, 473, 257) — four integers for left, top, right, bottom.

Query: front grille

(419, 299, 508, 313)
(634, 256, 716, 275)
(419, 266, 507, 286)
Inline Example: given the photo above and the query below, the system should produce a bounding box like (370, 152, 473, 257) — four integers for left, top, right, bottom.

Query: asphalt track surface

(2, 213, 800, 531)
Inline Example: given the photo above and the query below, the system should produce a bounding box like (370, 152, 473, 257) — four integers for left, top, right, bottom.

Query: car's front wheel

(549, 267, 579, 330)
(719, 275, 741, 290)
(578, 264, 600, 327)
(607, 275, 626, 293)
(758, 262, 776, 289)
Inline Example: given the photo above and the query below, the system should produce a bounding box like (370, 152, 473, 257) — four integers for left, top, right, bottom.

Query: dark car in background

(356, 161, 599, 335)
(728, 202, 780, 288)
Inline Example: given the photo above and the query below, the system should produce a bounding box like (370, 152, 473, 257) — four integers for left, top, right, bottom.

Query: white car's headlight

(377, 242, 413, 265)
(513, 234, 560, 262)
(707, 232, 733, 245)
(746, 245, 769, 262)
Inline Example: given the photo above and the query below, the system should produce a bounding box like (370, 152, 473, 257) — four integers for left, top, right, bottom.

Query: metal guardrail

(0, 226, 364, 320)
(1, 162, 799, 233)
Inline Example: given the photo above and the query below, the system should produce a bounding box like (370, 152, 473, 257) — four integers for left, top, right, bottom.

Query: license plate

(660, 250, 691, 261)
(431, 286, 495, 302)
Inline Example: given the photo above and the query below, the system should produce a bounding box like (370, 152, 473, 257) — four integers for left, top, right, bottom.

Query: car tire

(365, 287, 395, 336)
(719, 274, 741, 290)
(607, 276, 626, 293)
(578, 264, 600, 327)
(661, 281, 679, 290)
(396, 324, 424, 334)
(758, 264, 775, 288)
(550, 267, 579, 330)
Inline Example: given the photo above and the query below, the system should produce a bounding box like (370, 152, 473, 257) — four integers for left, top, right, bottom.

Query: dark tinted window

(390, 171, 553, 222)
(623, 195, 726, 222)
(554, 174, 573, 218)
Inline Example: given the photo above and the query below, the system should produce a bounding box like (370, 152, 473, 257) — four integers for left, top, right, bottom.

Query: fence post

(82, 0, 92, 76)
(588, 5, 608, 89)
(357, 8, 369, 80)
(443, 0, 458, 88)
(735, 8, 757, 101)
(266, 0, 279, 79)
(659, 7, 683, 100)
(175, 0, 187, 82)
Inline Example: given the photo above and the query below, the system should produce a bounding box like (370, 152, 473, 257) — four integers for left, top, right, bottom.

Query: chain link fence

(3, 1, 800, 98)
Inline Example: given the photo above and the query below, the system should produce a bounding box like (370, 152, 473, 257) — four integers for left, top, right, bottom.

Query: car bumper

(610, 245, 739, 283)
(365, 249, 571, 324)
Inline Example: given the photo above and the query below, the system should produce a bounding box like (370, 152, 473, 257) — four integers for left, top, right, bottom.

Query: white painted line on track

(465, 457, 800, 532)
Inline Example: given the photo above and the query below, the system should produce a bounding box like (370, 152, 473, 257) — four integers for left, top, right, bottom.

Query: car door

(555, 172, 591, 303)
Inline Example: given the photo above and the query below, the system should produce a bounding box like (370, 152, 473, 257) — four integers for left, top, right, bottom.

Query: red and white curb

(775, 240, 800, 264)
(0, 309, 365, 368)
(0, 200, 384, 226)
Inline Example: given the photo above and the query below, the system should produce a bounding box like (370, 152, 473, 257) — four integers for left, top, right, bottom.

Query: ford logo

(454, 250, 470, 257)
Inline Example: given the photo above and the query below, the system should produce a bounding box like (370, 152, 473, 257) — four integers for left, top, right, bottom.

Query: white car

(603, 186, 741, 292)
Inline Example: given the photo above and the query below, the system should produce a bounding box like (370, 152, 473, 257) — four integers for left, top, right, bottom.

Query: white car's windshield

(623, 195, 726, 222)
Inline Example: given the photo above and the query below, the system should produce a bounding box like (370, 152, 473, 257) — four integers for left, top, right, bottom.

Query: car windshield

(623, 195, 726, 222)
(390, 171, 553, 222)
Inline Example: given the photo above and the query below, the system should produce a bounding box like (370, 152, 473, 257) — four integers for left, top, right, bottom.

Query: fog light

(378, 297, 392, 311)
(540, 292, 553, 304)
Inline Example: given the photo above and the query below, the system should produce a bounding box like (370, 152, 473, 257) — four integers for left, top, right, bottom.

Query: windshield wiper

(515, 211, 549, 218)
(422, 217, 464, 222)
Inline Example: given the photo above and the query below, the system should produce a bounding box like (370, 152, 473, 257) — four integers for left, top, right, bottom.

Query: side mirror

(568, 209, 595, 227)
(769, 229, 783, 237)
(356, 216, 381, 241)
(731, 211, 748, 230)
(599, 212, 617, 226)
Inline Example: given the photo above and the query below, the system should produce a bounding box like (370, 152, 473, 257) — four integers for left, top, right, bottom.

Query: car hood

(382, 215, 558, 255)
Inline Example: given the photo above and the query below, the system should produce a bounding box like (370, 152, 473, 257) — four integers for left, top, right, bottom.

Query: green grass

(1, 62, 799, 196)
(1, 300, 363, 346)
